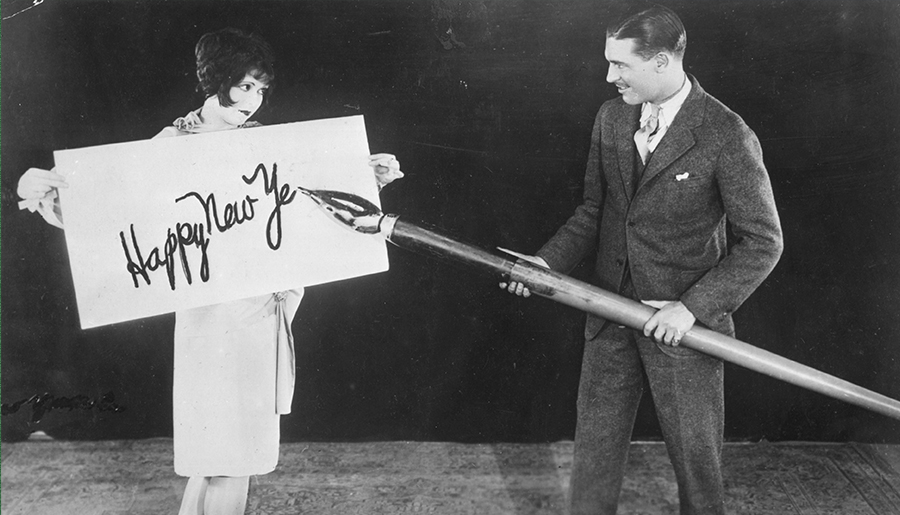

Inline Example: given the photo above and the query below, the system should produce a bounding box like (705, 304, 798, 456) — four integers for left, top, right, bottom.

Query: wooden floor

(2, 438, 899, 514)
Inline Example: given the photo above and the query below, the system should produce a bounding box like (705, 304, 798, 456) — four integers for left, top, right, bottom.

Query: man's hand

(642, 300, 696, 346)
(499, 254, 549, 298)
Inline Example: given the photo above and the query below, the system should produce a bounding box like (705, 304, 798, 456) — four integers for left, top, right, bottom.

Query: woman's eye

(259, 88, 268, 96)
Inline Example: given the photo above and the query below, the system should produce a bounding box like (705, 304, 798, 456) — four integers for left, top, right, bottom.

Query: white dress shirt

(641, 74, 692, 154)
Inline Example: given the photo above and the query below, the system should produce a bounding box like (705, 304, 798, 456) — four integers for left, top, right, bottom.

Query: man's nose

(606, 64, 618, 83)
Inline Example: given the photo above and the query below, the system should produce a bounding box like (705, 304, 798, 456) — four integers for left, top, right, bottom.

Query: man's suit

(537, 75, 783, 514)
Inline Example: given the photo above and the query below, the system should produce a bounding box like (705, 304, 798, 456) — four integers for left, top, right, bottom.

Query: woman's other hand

(17, 168, 68, 200)
(368, 153, 404, 188)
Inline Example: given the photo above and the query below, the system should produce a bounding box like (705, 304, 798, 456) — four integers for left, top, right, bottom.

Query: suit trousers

(568, 321, 726, 515)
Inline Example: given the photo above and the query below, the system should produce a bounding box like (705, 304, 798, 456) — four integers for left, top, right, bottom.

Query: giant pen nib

(297, 186, 394, 235)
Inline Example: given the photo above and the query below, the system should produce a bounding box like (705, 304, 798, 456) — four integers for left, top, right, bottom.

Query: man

(501, 4, 783, 514)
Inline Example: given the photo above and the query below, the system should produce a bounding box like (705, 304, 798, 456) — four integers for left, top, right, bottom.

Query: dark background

(3, 0, 899, 444)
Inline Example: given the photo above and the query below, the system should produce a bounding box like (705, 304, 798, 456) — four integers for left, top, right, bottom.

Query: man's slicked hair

(606, 3, 687, 61)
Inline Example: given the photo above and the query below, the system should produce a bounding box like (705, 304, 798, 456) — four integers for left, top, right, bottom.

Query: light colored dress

(172, 290, 302, 476)
(158, 111, 305, 477)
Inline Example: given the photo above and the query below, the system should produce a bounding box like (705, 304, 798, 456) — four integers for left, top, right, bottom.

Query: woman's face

(204, 73, 270, 128)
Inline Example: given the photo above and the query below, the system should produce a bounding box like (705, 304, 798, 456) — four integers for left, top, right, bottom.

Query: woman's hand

(368, 153, 404, 188)
(17, 168, 68, 200)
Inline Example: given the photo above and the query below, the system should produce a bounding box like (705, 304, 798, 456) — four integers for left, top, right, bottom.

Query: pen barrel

(384, 215, 900, 421)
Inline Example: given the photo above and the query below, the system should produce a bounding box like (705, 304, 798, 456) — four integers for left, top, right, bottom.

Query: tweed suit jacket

(537, 75, 783, 338)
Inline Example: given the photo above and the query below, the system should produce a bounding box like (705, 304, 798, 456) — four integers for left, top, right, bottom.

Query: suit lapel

(636, 75, 707, 194)
(637, 124, 695, 190)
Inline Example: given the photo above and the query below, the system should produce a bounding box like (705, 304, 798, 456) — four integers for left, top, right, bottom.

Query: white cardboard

(54, 115, 388, 329)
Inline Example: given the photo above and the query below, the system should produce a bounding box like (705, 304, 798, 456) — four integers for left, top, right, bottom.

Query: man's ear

(654, 52, 670, 72)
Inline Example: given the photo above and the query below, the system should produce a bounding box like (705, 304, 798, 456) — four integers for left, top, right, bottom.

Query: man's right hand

(498, 254, 549, 297)
(17, 168, 68, 200)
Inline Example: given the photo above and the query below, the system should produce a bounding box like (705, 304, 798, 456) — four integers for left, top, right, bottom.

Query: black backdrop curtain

(3, 0, 899, 444)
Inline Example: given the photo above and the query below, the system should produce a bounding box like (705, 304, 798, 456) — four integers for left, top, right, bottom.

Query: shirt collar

(640, 73, 691, 127)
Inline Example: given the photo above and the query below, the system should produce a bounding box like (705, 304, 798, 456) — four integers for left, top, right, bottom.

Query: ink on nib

(297, 186, 386, 234)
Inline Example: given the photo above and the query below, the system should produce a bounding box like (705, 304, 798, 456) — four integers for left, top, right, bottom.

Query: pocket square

(675, 172, 690, 181)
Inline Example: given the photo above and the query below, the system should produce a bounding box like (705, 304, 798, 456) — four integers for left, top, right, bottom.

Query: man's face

(604, 37, 660, 105)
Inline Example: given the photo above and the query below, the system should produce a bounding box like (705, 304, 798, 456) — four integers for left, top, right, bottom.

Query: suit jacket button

(615, 258, 624, 266)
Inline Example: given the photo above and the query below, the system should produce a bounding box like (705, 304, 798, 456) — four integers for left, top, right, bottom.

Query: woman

(17, 28, 403, 515)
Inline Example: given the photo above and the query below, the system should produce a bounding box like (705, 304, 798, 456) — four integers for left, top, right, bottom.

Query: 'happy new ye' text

(119, 162, 296, 290)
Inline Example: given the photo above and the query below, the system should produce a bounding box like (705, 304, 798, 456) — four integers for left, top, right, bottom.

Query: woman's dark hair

(606, 3, 687, 61)
(195, 28, 275, 107)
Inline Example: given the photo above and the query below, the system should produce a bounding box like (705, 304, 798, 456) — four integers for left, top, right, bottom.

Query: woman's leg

(178, 477, 210, 515)
(205, 476, 250, 515)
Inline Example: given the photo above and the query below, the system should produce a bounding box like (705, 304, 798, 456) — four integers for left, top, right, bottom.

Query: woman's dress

(159, 115, 304, 477)
(172, 290, 302, 476)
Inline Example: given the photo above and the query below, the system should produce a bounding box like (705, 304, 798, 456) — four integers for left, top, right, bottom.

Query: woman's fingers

(369, 154, 403, 185)
(18, 168, 68, 199)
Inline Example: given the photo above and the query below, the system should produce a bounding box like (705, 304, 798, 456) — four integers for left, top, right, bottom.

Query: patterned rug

(2, 439, 898, 514)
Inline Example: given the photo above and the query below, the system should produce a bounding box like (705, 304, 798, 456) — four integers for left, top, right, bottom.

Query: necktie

(634, 103, 660, 165)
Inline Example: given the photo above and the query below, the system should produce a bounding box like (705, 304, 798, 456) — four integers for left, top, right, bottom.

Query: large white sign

(55, 115, 388, 329)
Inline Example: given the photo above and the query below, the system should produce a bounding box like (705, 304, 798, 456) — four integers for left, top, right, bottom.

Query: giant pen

(298, 186, 900, 421)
